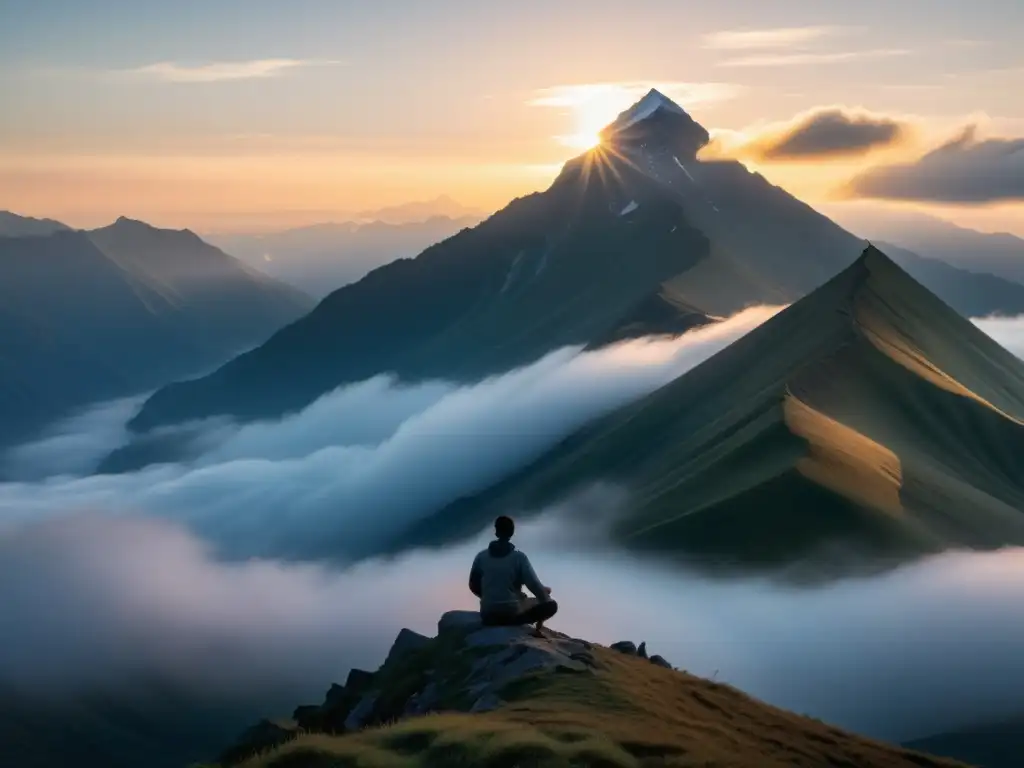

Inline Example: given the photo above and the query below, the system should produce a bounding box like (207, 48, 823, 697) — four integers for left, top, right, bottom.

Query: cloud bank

(7, 509, 1024, 745)
(848, 126, 1024, 203)
(0, 308, 779, 563)
(6, 308, 1024, 755)
(747, 108, 907, 160)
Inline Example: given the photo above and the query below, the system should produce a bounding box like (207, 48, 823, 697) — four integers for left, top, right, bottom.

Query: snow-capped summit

(604, 88, 687, 133)
(599, 87, 710, 161)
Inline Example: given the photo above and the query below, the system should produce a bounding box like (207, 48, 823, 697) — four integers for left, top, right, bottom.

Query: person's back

(469, 515, 558, 634)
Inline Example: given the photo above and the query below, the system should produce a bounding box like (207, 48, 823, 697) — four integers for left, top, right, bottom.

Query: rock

(470, 692, 505, 713)
(218, 719, 296, 765)
(403, 681, 440, 717)
(323, 683, 347, 709)
(292, 705, 323, 730)
(438, 610, 482, 634)
(637, 641, 648, 659)
(465, 625, 534, 648)
(649, 654, 672, 669)
(610, 640, 637, 655)
(569, 651, 599, 669)
(343, 692, 379, 732)
(345, 668, 375, 693)
(383, 628, 431, 668)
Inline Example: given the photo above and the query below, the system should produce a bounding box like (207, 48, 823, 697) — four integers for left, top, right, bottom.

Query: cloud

(720, 49, 910, 67)
(127, 59, 340, 83)
(4, 309, 1024, 759)
(9, 508, 1024, 747)
(703, 26, 842, 50)
(1, 395, 145, 481)
(0, 308, 780, 562)
(972, 314, 1024, 358)
(846, 125, 1024, 203)
(738, 108, 908, 161)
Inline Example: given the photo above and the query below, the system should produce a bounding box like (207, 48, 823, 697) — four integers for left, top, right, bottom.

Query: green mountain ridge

(387, 247, 1024, 580)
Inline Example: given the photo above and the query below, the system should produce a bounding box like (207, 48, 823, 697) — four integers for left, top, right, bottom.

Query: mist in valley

(5, 310, 1024, 746)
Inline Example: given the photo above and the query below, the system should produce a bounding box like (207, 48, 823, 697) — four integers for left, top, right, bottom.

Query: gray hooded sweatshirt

(468, 540, 550, 613)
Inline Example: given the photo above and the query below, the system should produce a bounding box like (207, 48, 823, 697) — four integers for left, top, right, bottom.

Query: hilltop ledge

(214, 610, 964, 768)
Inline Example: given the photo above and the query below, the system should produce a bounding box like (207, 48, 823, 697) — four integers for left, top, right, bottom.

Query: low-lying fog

(4, 309, 1024, 747)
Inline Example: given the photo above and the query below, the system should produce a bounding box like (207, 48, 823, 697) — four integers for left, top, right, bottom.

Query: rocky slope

(210, 610, 967, 768)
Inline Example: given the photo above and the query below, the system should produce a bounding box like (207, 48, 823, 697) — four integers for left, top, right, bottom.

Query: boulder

(649, 654, 672, 669)
(637, 641, 648, 659)
(465, 625, 535, 648)
(383, 628, 431, 668)
(438, 610, 482, 634)
(343, 692, 379, 732)
(292, 704, 323, 730)
(345, 668, 375, 693)
(610, 640, 637, 655)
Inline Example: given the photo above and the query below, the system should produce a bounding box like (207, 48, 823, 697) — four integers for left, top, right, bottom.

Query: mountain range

(389, 246, 1024, 580)
(206, 214, 482, 297)
(0, 214, 312, 449)
(114, 90, 1024, 466)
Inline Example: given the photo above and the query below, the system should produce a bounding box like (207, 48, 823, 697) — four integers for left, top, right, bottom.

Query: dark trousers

(481, 597, 559, 626)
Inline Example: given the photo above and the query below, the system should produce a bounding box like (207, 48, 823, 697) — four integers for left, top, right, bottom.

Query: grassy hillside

(209, 615, 967, 768)
(391, 247, 1024, 579)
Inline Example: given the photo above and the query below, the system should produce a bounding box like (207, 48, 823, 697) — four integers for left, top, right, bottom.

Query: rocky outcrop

(608, 637, 678, 671)
(219, 611, 670, 765)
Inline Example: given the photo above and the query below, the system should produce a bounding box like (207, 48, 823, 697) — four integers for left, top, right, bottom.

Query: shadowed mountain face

(0, 221, 312, 447)
(389, 248, 1024, 580)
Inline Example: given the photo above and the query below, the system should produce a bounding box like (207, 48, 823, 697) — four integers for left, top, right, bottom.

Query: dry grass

(236, 643, 970, 768)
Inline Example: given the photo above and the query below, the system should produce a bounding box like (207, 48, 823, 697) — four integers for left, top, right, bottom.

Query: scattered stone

(383, 628, 431, 668)
(438, 610, 482, 634)
(569, 651, 599, 668)
(610, 640, 637, 655)
(637, 641, 648, 659)
(649, 654, 672, 669)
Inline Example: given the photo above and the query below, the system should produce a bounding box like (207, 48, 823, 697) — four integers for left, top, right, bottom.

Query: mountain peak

(602, 87, 688, 134)
(599, 87, 710, 159)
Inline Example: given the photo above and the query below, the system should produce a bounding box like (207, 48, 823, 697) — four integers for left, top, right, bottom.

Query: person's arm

(518, 552, 551, 601)
(468, 553, 483, 598)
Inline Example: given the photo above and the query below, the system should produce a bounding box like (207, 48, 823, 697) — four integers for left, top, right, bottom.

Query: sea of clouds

(4, 308, 1024, 749)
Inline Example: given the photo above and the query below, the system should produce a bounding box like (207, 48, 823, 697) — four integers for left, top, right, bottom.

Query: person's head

(494, 515, 515, 541)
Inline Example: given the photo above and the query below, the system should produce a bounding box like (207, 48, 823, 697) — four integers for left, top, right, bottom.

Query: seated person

(468, 515, 558, 636)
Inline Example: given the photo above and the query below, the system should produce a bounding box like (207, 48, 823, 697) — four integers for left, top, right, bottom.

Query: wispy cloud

(703, 26, 842, 50)
(721, 49, 911, 67)
(127, 58, 341, 83)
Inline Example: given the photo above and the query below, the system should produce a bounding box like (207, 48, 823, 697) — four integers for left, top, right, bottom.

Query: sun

(562, 131, 603, 151)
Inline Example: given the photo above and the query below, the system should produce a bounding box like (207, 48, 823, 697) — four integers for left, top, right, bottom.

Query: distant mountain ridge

(0, 219, 312, 448)
(114, 88, 1024, 466)
(0, 210, 70, 237)
(206, 214, 483, 297)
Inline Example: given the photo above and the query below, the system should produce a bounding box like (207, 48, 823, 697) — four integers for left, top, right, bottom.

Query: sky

(0, 0, 1021, 233)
